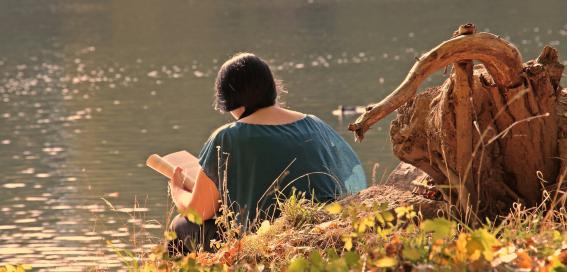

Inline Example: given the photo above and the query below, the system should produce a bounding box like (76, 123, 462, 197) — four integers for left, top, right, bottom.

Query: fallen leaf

(516, 251, 533, 270)
(375, 257, 397, 268)
(257, 220, 271, 235)
(325, 203, 342, 215)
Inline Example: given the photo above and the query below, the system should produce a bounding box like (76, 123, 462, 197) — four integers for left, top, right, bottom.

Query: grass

(117, 187, 567, 272)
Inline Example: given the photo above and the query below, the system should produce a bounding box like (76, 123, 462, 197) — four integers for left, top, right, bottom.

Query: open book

(146, 150, 200, 191)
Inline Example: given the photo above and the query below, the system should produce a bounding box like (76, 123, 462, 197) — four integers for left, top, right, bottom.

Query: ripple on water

(3, 183, 25, 188)
(108, 242, 127, 248)
(56, 220, 78, 225)
(51, 205, 72, 210)
(25, 197, 48, 202)
(110, 232, 129, 237)
(116, 207, 148, 213)
(127, 218, 142, 224)
(42, 147, 64, 155)
(53, 236, 103, 242)
(142, 244, 156, 249)
(0, 225, 17, 230)
(14, 218, 37, 224)
(21, 226, 44, 231)
(0, 247, 34, 255)
(22, 232, 54, 239)
(142, 224, 162, 229)
(78, 204, 105, 212)
(41, 250, 91, 256)
(20, 168, 34, 174)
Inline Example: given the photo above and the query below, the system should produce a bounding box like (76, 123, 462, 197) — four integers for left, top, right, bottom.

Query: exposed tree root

(349, 23, 566, 221)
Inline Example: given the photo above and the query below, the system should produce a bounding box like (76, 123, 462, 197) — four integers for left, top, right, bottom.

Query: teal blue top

(198, 114, 366, 227)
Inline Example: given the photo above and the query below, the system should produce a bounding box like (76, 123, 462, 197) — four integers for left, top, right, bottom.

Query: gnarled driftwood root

(350, 24, 566, 221)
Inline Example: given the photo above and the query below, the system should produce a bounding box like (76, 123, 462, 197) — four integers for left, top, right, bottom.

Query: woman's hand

(168, 168, 221, 221)
(170, 166, 185, 190)
(168, 167, 189, 212)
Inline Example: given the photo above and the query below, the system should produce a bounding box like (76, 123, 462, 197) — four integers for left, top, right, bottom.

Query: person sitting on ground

(167, 52, 366, 255)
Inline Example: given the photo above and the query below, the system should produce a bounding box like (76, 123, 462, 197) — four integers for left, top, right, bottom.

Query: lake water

(1, 0, 566, 271)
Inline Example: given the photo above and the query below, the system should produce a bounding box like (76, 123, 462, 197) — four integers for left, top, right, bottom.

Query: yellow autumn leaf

(325, 203, 342, 215)
(164, 231, 177, 241)
(454, 233, 469, 262)
(342, 235, 353, 251)
(181, 208, 204, 225)
(382, 211, 395, 222)
(469, 249, 481, 261)
(456, 233, 468, 252)
(483, 250, 495, 262)
(257, 220, 271, 235)
(376, 257, 397, 268)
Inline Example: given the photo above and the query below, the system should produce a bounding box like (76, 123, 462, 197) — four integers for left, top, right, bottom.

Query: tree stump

(348, 24, 566, 221)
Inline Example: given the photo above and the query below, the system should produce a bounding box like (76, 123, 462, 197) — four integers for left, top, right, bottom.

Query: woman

(167, 53, 366, 255)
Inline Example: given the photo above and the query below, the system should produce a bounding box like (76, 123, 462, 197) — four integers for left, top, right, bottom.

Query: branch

(348, 32, 524, 141)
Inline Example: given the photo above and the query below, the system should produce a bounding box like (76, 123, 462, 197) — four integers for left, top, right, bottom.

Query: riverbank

(119, 163, 567, 272)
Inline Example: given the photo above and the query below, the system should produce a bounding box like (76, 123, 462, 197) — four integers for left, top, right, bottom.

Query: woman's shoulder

(303, 114, 333, 129)
(304, 114, 324, 123)
(302, 114, 347, 139)
(206, 122, 239, 142)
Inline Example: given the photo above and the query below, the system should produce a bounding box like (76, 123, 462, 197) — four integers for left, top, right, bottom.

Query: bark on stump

(349, 24, 566, 221)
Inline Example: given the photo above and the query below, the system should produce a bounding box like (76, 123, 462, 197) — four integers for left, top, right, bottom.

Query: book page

(162, 150, 200, 184)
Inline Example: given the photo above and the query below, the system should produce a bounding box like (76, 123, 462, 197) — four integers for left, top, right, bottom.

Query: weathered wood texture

(349, 24, 566, 220)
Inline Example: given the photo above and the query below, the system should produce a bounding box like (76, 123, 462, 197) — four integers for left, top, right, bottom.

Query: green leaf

(344, 251, 360, 268)
(326, 248, 339, 260)
(309, 250, 323, 271)
(402, 247, 421, 261)
(552, 230, 562, 242)
(553, 264, 567, 272)
(469, 229, 499, 251)
(405, 223, 417, 234)
(468, 228, 500, 261)
(422, 218, 454, 241)
(288, 256, 308, 272)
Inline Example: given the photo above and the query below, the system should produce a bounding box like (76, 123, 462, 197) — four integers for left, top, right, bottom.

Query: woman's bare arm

(169, 167, 220, 220)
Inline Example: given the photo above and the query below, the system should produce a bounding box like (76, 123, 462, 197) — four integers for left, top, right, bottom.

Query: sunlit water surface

(1, 0, 566, 271)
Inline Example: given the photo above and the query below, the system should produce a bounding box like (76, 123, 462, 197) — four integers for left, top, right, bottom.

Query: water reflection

(1, 0, 567, 271)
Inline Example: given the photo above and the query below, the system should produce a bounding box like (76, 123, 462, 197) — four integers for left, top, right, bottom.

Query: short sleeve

(198, 127, 231, 191)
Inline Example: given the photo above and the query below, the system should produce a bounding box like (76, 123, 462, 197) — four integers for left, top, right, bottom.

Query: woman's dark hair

(214, 53, 278, 119)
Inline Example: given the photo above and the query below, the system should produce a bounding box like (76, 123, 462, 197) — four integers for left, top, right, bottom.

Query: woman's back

(198, 114, 366, 227)
(167, 53, 367, 254)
